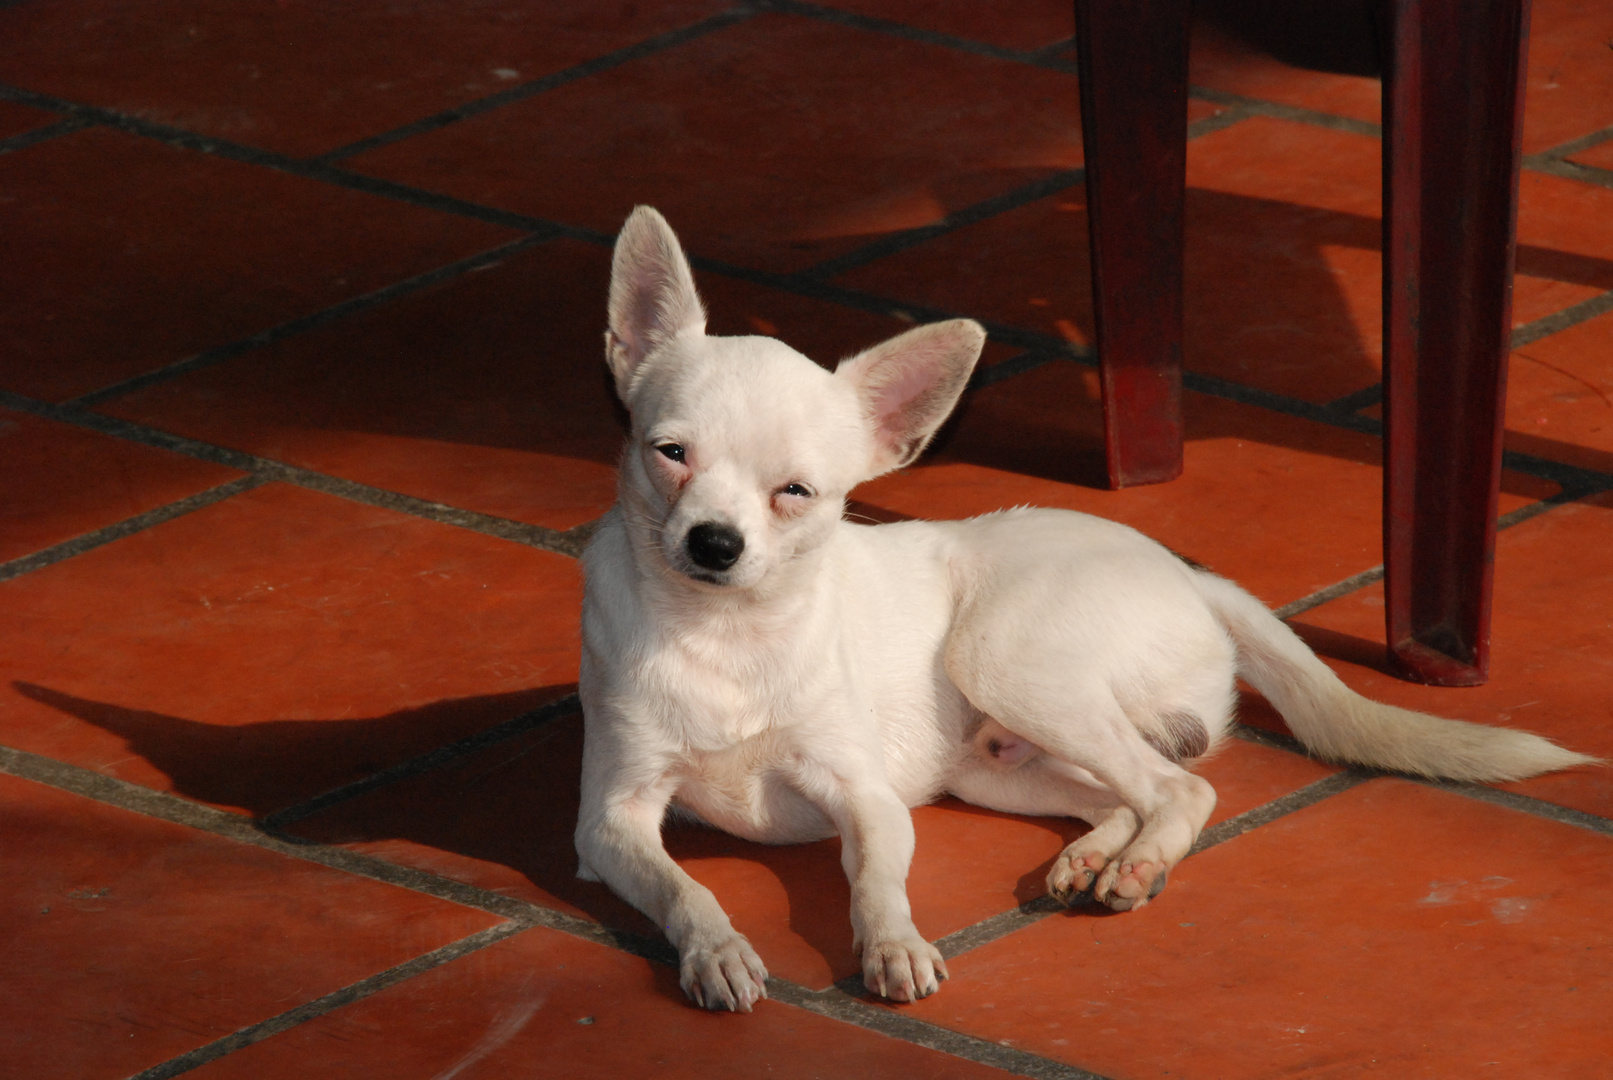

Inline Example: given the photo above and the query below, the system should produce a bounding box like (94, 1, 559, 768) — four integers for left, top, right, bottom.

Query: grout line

(71, 233, 556, 406)
(772, 980, 1113, 1080)
(0, 82, 557, 233)
(1523, 154, 1613, 192)
(796, 103, 1251, 285)
(760, 0, 1078, 73)
(1187, 85, 1381, 138)
(311, 4, 762, 164)
(0, 114, 92, 155)
(1510, 288, 1613, 350)
(127, 922, 533, 1080)
(0, 475, 268, 584)
(1272, 565, 1385, 621)
(798, 168, 1087, 281)
(1187, 768, 1375, 855)
(926, 769, 1375, 962)
(969, 350, 1060, 390)
(1526, 123, 1613, 164)
(1, 741, 1101, 1080)
(1025, 36, 1078, 63)
(263, 693, 581, 828)
(1414, 778, 1613, 838)
(1320, 382, 1383, 414)
(0, 390, 586, 559)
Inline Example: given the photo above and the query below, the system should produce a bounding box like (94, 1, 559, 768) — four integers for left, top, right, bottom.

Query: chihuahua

(574, 206, 1591, 1012)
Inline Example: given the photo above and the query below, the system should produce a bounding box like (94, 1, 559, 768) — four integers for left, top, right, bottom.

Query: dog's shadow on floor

(10, 624, 1379, 992)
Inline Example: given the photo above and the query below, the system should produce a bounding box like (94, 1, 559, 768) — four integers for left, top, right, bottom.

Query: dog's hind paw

(1094, 859, 1168, 912)
(680, 935, 770, 1013)
(1047, 850, 1109, 906)
(862, 937, 949, 1003)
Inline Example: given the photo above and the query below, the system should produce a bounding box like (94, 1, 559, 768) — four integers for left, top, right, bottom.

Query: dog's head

(603, 206, 985, 593)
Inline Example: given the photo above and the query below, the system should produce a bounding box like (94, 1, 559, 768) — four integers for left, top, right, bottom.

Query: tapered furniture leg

(1075, 0, 1191, 488)
(1382, 0, 1531, 685)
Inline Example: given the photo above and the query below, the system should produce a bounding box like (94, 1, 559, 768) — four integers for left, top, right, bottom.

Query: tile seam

(0, 114, 92, 155)
(759, 0, 1079, 74)
(125, 922, 533, 1080)
(0, 390, 584, 558)
(0, 474, 268, 584)
(310, 4, 763, 164)
(4, 82, 1608, 489)
(71, 233, 557, 407)
(1527, 123, 1613, 164)
(0, 744, 1107, 1080)
(926, 769, 1374, 963)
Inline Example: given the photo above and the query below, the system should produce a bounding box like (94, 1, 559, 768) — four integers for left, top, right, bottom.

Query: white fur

(575, 206, 1595, 1012)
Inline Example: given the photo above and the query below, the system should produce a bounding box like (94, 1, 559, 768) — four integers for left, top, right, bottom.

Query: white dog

(574, 206, 1591, 1012)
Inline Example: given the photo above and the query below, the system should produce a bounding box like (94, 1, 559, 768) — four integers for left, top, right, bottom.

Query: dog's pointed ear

(605, 206, 707, 398)
(836, 319, 985, 477)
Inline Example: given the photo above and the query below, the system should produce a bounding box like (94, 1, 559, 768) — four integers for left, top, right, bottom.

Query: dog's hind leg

(947, 754, 1146, 906)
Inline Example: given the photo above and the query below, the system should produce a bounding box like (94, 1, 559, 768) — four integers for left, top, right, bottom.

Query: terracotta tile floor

(3, 3, 1611, 1077)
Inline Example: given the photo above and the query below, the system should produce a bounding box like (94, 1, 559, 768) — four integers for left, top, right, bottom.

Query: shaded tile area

(1189, 14, 1382, 124)
(854, 363, 1557, 610)
(0, 772, 502, 1080)
(0, 0, 738, 158)
(345, 11, 1085, 272)
(1506, 308, 1613, 476)
(0, 127, 518, 402)
(0, 483, 581, 815)
(1522, 0, 1613, 155)
(0, 96, 63, 139)
(184, 926, 1017, 1080)
(1290, 491, 1613, 820)
(294, 711, 1338, 992)
(97, 244, 928, 533)
(896, 780, 1613, 1078)
(814, 0, 1076, 52)
(0, 406, 240, 564)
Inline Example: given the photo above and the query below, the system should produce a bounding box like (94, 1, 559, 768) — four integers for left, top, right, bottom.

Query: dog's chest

(640, 634, 815, 752)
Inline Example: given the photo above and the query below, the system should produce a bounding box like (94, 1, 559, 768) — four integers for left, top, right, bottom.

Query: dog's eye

(779, 482, 813, 499)
(654, 443, 686, 464)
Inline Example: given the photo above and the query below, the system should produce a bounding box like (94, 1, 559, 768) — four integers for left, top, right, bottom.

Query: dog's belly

(672, 767, 836, 845)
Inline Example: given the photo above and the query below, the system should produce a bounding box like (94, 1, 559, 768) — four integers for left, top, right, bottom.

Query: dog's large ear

(836, 319, 985, 477)
(605, 206, 707, 398)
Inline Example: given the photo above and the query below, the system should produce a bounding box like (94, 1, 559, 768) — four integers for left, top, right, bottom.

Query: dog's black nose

(686, 523, 745, 572)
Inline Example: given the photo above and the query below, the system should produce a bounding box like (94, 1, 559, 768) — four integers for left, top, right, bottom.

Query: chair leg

(1075, 0, 1190, 488)
(1382, 0, 1531, 685)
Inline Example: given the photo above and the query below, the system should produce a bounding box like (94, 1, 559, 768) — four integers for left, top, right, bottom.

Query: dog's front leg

(575, 763, 768, 1012)
(797, 763, 948, 1002)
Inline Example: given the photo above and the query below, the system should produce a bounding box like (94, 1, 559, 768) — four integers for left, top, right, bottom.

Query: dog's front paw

(862, 937, 948, 1003)
(680, 934, 770, 1013)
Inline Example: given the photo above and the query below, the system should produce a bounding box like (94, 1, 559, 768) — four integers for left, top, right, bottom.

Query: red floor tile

(0, 406, 240, 564)
(822, 0, 1074, 52)
(1506, 308, 1613, 477)
(855, 362, 1556, 610)
(345, 11, 1085, 273)
(0, 0, 735, 159)
(1288, 491, 1613, 820)
(1190, 16, 1382, 124)
(183, 926, 1016, 1080)
(0, 97, 61, 139)
(0, 772, 502, 1080)
(895, 779, 1613, 1078)
(295, 697, 1338, 991)
(1522, 0, 1613, 155)
(1569, 136, 1613, 171)
(0, 127, 517, 402)
(1514, 169, 1613, 327)
(97, 241, 933, 533)
(0, 482, 582, 816)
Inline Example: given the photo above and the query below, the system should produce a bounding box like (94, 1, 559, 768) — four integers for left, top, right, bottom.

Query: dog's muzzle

(685, 522, 745, 573)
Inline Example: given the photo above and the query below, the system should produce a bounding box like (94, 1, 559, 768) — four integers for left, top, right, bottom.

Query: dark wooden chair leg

(1075, 0, 1191, 488)
(1382, 0, 1531, 685)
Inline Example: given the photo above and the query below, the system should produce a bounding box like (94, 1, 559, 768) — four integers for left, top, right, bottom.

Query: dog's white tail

(1195, 573, 1595, 782)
